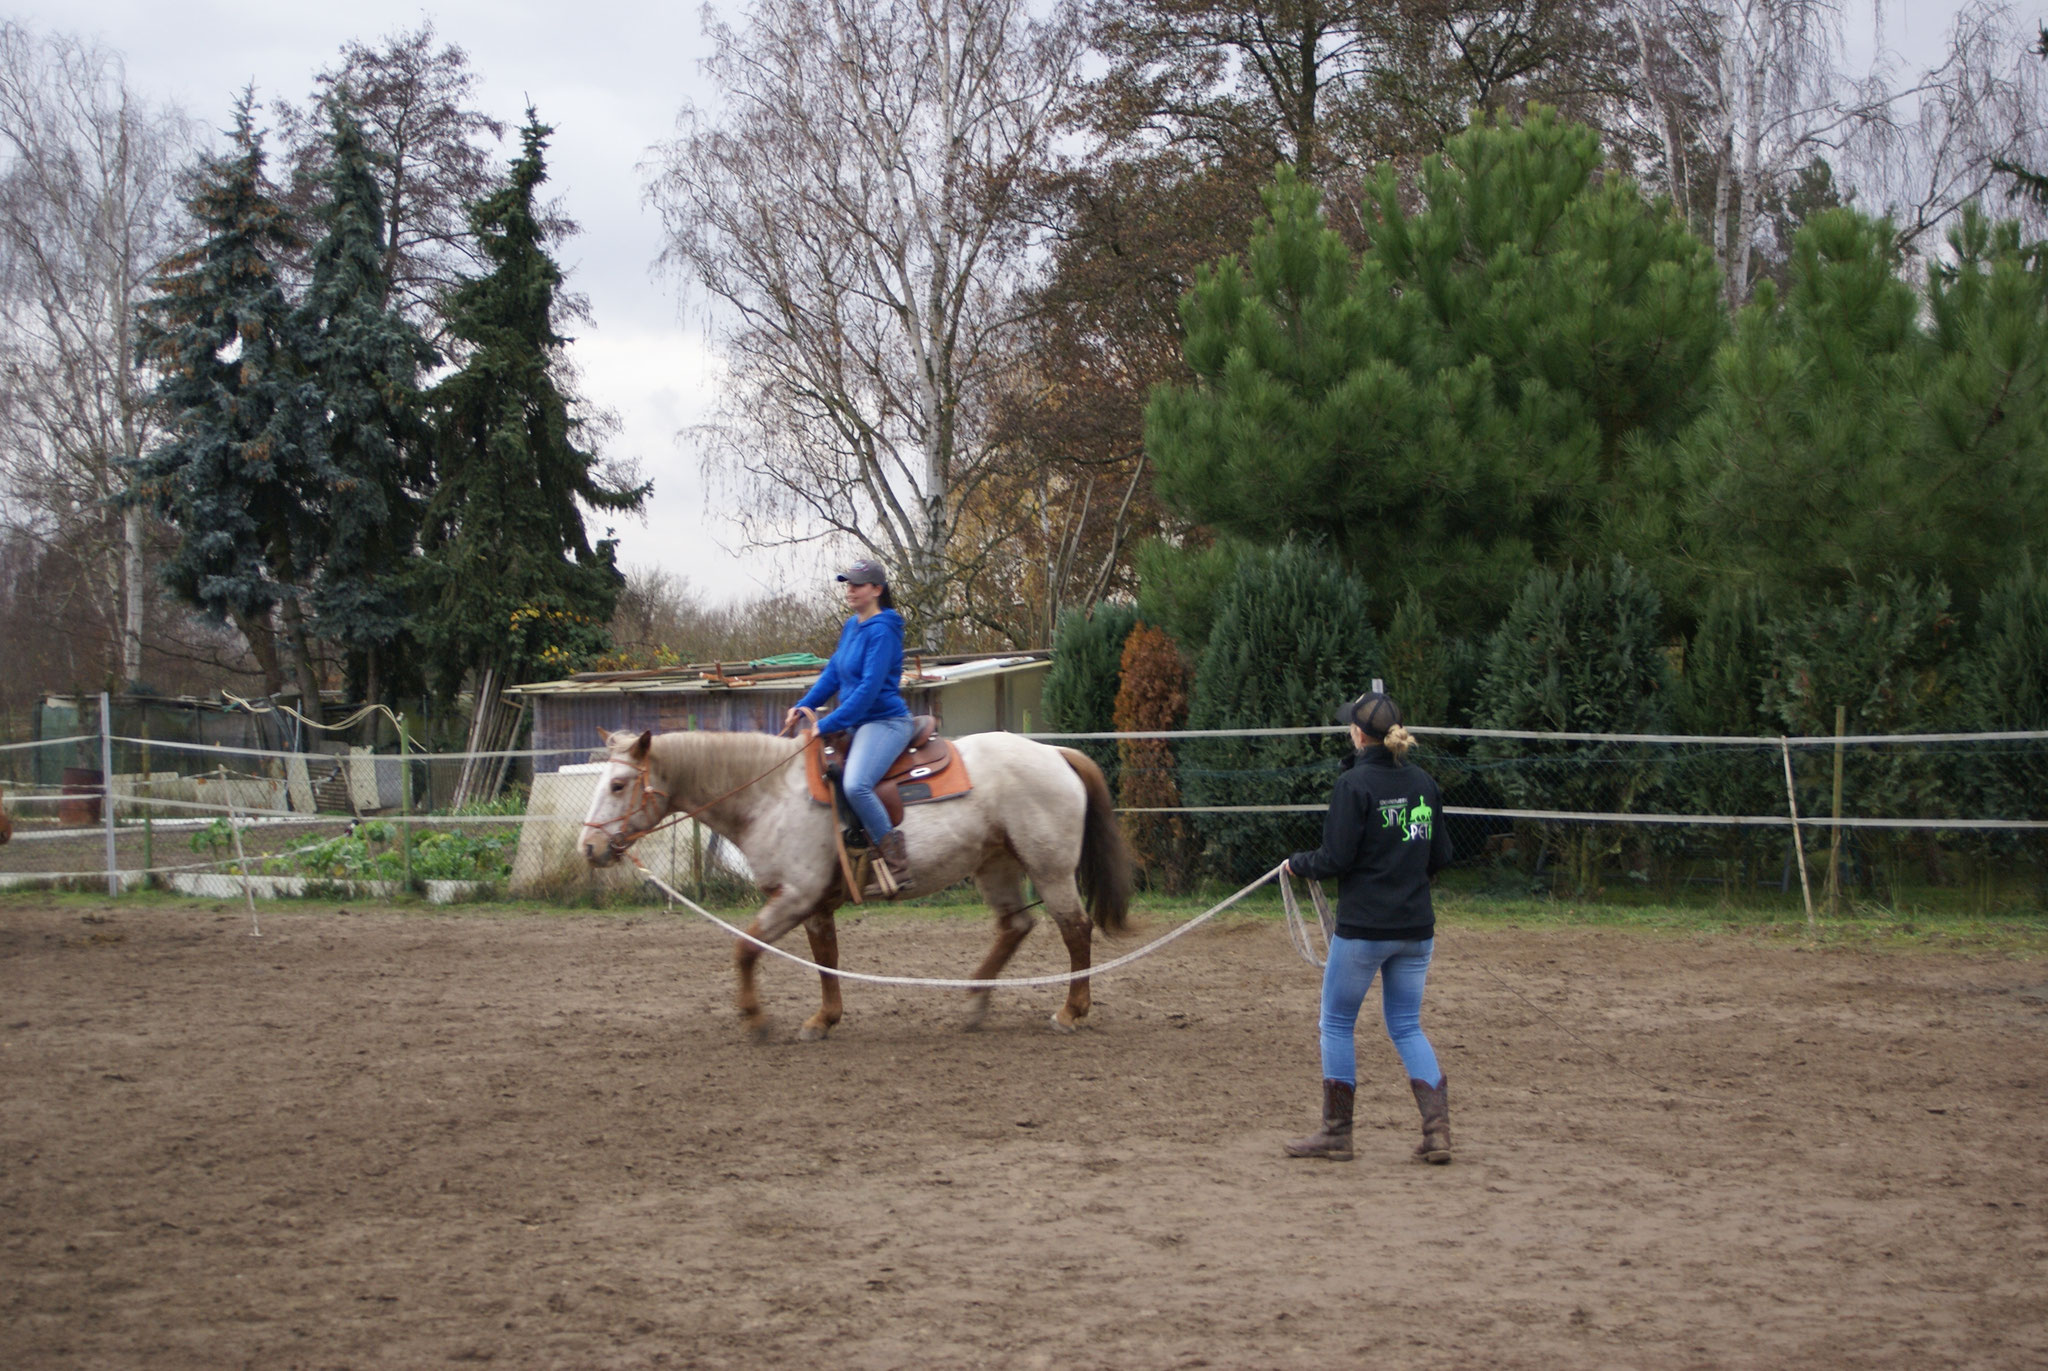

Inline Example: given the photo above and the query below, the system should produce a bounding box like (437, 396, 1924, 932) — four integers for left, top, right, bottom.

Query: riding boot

(1410, 1076, 1452, 1164)
(877, 829, 912, 895)
(1284, 1080, 1355, 1161)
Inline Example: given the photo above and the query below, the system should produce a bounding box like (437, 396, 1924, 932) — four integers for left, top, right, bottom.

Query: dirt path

(2, 898, 2044, 1369)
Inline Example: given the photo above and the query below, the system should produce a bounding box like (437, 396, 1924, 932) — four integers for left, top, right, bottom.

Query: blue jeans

(1319, 936, 1442, 1088)
(842, 714, 916, 844)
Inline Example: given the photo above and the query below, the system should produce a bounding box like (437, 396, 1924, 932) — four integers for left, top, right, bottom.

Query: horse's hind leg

(1038, 872, 1093, 1033)
(963, 859, 1035, 1031)
(799, 903, 845, 1041)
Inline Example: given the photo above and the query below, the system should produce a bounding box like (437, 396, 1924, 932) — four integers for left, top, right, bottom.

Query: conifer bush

(1958, 559, 2048, 889)
(1183, 545, 1379, 884)
(1760, 576, 1964, 896)
(1473, 556, 1670, 894)
(1041, 602, 1141, 793)
(1666, 588, 1778, 891)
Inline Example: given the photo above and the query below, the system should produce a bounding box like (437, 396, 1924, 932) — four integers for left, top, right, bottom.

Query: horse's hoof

(961, 994, 989, 1032)
(744, 1018, 772, 1044)
(1049, 1011, 1078, 1034)
(799, 1021, 834, 1042)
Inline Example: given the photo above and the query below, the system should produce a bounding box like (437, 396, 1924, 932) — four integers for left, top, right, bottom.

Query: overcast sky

(3, 0, 2006, 607)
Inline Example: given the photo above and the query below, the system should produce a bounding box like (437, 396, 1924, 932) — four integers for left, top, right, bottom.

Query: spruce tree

(1759, 576, 1966, 897)
(131, 93, 329, 704)
(413, 112, 648, 702)
(1473, 556, 1670, 894)
(1183, 544, 1380, 884)
(297, 97, 437, 706)
(1960, 557, 2048, 831)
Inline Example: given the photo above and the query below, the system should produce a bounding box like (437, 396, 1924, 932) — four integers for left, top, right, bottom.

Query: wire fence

(2, 701, 2042, 912)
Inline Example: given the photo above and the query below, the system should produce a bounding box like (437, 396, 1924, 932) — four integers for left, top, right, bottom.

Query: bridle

(581, 751, 674, 860)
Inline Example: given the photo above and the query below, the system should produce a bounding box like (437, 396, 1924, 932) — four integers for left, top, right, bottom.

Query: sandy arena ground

(2, 894, 2044, 1370)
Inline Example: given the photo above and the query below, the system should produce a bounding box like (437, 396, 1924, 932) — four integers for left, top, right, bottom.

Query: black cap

(836, 559, 887, 586)
(1336, 691, 1401, 736)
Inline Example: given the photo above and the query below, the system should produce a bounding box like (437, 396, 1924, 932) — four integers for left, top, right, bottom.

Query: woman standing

(785, 560, 915, 890)
(1283, 691, 1455, 1164)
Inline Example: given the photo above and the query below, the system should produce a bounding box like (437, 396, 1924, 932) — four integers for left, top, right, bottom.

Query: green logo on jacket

(1379, 796, 1434, 842)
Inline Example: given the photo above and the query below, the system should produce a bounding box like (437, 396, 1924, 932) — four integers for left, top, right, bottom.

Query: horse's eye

(610, 781, 624, 793)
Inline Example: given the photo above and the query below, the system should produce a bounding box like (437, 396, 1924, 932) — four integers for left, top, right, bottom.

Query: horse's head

(579, 728, 665, 867)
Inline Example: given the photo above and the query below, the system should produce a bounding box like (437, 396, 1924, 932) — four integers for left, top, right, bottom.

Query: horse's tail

(1057, 747, 1131, 934)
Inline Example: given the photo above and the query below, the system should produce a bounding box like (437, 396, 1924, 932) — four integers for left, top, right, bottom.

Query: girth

(804, 714, 972, 828)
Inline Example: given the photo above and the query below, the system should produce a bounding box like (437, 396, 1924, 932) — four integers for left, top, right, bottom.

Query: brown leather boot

(1410, 1076, 1451, 1164)
(1284, 1080, 1355, 1160)
(877, 829, 911, 896)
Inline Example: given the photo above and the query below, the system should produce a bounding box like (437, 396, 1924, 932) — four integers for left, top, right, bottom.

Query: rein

(582, 737, 807, 857)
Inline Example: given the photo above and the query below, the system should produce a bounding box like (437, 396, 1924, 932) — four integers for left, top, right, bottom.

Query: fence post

(1826, 705, 1845, 917)
(398, 712, 415, 894)
(140, 717, 153, 889)
(99, 691, 117, 895)
(1779, 737, 1816, 935)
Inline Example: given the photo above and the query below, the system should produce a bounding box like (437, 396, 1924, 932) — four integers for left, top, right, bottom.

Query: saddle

(803, 714, 972, 830)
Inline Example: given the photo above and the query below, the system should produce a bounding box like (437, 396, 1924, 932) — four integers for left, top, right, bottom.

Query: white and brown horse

(580, 728, 1131, 1039)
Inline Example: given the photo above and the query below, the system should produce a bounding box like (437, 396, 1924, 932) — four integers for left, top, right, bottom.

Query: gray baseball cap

(836, 559, 887, 586)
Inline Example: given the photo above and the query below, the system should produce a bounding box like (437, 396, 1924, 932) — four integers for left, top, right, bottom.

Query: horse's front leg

(733, 884, 817, 1042)
(799, 902, 845, 1041)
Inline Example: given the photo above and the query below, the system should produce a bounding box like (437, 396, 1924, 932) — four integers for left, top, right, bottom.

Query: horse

(580, 726, 1132, 1040)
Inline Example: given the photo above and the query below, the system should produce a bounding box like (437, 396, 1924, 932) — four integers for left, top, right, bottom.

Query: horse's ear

(629, 729, 653, 762)
(595, 726, 615, 748)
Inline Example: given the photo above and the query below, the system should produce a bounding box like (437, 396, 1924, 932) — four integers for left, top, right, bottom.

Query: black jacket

(1289, 745, 1453, 941)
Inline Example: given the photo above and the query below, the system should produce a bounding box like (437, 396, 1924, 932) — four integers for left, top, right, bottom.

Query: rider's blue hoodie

(798, 609, 910, 735)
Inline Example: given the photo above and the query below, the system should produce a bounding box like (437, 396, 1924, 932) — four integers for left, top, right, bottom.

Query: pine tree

(1183, 544, 1380, 883)
(1144, 109, 1725, 636)
(413, 112, 648, 703)
(131, 92, 329, 704)
(297, 96, 437, 706)
(1677, 207, 2048, 616)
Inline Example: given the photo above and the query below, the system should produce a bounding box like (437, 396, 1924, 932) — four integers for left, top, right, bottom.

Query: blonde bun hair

(1382, 723, 1416, 762)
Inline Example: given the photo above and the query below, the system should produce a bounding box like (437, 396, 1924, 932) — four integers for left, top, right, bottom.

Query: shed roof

(506, 650, 1048, 698)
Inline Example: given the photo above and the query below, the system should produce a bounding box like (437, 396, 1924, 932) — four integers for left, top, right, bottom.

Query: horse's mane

(641, 729, 803, 806)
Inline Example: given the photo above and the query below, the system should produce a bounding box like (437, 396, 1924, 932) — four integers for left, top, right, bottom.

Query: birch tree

(1624, 0, 1884, 308)
(1626, 0, 2048, 308)
(0, 23, 191, 685)
(648, 0, 1082, 648)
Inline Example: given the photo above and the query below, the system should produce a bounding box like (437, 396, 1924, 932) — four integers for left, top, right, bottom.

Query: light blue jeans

(1319, 935, 1442, 1088)
(842, 714, 917, 844)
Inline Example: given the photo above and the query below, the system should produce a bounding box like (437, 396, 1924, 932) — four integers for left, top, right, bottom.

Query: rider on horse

(785, 559, 914, 891)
